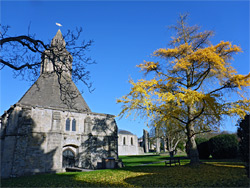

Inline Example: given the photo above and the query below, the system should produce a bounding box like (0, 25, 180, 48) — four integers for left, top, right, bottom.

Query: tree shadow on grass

(123, 164, 249, 187)
(2, 164, 249, 187)
(1, 171, 129, 187)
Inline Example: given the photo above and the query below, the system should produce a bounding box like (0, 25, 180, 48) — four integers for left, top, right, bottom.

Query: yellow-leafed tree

(117, 14, 250, 164)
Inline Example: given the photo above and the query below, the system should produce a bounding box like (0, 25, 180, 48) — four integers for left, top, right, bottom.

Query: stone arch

(63, 144, 79, 148)
(62, 148, 75, 168)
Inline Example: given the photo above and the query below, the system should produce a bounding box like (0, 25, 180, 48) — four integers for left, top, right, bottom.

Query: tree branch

(192, 129, 211, 137)
(1, 35, 48, 51)
(209, 82, 235, 94)
(193, 65, 211, 90)
(0, 59, 41, 70)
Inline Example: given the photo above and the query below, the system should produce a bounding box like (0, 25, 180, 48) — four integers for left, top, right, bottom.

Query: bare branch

(0, 59, 41, 70)
(0, 25, 95, 110)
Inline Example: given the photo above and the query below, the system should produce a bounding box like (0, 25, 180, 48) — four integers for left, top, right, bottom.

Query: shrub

(195, 137, 208, 145)
(209, 134, 238, 159)
(195, 137, 210, 159)
(198, 141, 210, 159)
(237, 115, 249, 178)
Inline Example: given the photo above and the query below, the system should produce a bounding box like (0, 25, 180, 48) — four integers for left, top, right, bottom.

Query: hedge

(237, 115, 249, 178)
(209, 134, 238, 159)
(196, 137, 210, 159)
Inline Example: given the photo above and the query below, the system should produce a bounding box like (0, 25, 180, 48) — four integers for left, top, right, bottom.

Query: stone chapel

(118, 130, 144, 155)
(0, 30, 118, 178)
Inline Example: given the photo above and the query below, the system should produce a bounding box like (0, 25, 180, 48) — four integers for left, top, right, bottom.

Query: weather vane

(56, 23, 62, 27)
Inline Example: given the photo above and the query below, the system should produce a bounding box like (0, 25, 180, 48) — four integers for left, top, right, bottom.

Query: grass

(2, 155, 249, 187)
(119, 154, 171, 166)
(119, 154, 190, 166)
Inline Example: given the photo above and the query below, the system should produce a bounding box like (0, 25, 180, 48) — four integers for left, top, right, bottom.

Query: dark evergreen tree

(237, 115, 250, 178)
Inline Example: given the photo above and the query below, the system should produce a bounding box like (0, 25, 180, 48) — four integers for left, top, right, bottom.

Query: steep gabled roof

(18, 73, 91, 112)
(17, 30, 91, 112)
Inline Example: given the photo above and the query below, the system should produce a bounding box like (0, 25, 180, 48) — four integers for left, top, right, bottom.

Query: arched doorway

(63, 149, 75, 168)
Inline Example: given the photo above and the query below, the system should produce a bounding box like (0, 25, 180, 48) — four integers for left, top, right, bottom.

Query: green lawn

(119, 154, 171, 166)
(119, 154, 190, 166)
(2, 155, 249, 187)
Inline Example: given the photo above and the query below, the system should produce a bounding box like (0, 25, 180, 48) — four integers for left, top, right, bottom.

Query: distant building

(1, 30, 118, 178)
(118, 130, 144, 155)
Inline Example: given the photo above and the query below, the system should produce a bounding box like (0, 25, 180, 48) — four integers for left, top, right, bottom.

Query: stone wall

(1, 104, 118, 178)
(118, 134, 144, 155)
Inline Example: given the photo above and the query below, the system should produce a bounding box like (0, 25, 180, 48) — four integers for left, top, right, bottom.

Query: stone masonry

(118, 130, 144, 155)
(0, 30, 118, 178)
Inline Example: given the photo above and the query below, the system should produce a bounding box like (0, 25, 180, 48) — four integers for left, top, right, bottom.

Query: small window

(66, 118, 70, 131)
(131, 137, 133, 145)
(123, 137, 126, 145)
(72, 119, 76, 131)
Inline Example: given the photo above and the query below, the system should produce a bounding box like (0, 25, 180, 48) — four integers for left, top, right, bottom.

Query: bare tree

(150, 118, 185, 156)
(0, 25, 94, 88)
(0, 25, 95, 110)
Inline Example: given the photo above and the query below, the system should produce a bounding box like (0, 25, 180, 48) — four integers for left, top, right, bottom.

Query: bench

(165, 157, 180, 166)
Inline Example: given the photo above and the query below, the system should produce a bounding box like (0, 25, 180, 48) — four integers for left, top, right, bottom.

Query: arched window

(72, 119, 76, 131)
(123, 137, 126, 145)
(66, 118, 70, 131)
(131, 137, 133, 145)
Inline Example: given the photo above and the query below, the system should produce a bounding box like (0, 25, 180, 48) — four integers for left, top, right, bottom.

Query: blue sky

(1, 0, 249, 137)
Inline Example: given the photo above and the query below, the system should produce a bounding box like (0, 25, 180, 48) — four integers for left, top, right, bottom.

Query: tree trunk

(156, 137, 161, 153)
(163, 139, 167, 152)
(155, 127, 161, 153)
(186, 123, 200, 164)
(186, 100, 200, 164)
